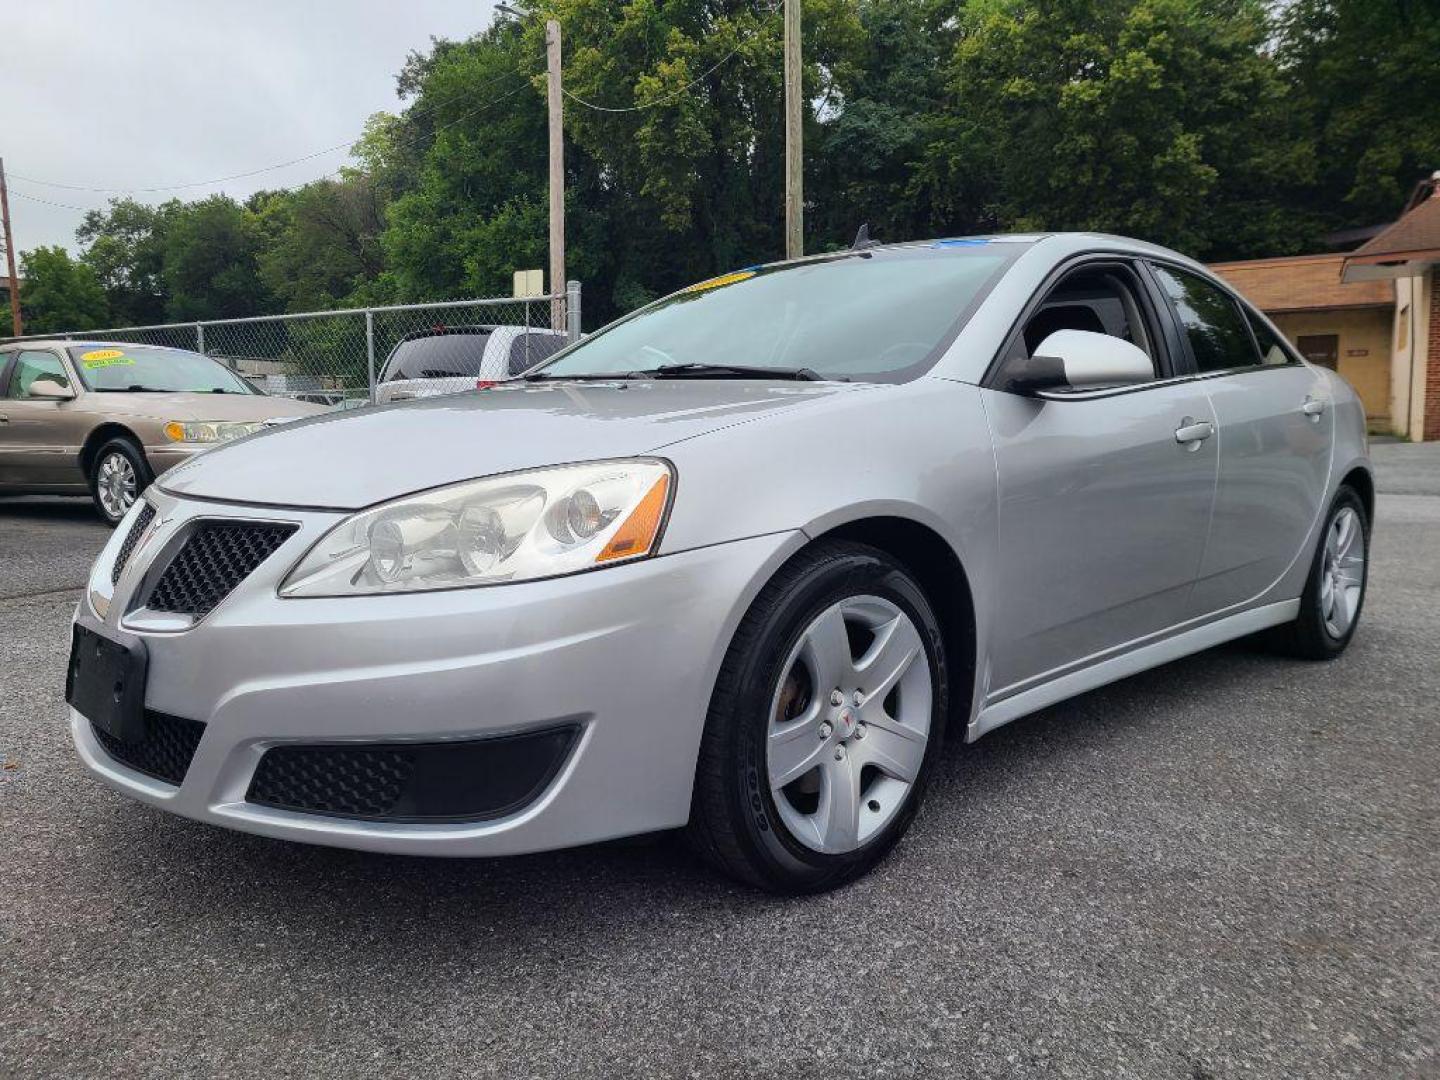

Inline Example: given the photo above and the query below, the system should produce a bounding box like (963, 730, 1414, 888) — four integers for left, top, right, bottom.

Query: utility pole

(0, 158, 21, 336)
(783, 0, 802, 260)
(546, 19, 566, 332)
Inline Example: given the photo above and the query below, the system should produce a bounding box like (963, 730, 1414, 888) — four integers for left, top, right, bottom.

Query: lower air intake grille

(147, 521, 297, 617)
(91, 710, 206, 786)
(247, 726, 580, 823)
(251, 746, 416, 819)
(111, 503, 156, 584)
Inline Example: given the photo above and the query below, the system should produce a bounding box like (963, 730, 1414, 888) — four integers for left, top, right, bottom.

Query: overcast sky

(3, 0, 492, 253)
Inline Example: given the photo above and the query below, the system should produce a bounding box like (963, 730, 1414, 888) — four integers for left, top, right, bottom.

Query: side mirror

(28, 378, 76, 401)
(1007, 329, 1153, 394)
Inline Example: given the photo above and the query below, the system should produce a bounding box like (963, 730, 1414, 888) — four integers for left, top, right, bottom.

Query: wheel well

(1341, 466, 1374, 525)
(79, 423, 143, 477)
(813, 517, 977, 737)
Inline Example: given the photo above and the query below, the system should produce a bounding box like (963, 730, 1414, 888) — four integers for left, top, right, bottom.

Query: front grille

(111, 503, 156, 584)
(250, 746, 416, 818)
(90, 710, 206, 786)
(147, 521, 297, 617)
(247, 726, 580, 823)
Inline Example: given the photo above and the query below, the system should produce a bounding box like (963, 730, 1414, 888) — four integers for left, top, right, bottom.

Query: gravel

(1, 449, 1437, 1079)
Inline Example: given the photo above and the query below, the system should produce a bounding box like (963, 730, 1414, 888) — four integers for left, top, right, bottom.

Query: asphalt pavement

(1, 444, 1437, 1079)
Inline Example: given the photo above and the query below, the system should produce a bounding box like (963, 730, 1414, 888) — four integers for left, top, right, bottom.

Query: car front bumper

(71, 488, 801, 856)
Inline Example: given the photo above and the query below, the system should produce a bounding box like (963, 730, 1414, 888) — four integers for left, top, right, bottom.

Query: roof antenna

(851, 223, 880, 250)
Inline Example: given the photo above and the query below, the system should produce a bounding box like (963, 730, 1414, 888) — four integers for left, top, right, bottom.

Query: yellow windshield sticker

(682, 270, 755, 295)
(80, 349, 133, 368)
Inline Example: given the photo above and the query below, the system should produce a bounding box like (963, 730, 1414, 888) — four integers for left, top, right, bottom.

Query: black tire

(686, 540, 948, 893)
(1262, 485, 1369, 660)
(88, 437, 153, 527)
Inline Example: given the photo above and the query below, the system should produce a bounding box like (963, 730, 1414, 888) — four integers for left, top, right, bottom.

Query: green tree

(77, 197, 179, 326)
(160, 195, 271, 321)
(252, 173, 387, 312)
(918, 0, 1314, 257)
(809, 0, 958, 247)
(11, 247, 109, 334)
(1278, 0, 1440, 225)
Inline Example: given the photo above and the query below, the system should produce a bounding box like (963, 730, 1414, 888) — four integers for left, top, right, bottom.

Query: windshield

(68, 345, 256, 394)
(383, 330, 493, 381)
(534, 245, 1019, 383)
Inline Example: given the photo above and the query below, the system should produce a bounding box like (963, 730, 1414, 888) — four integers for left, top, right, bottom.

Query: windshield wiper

(638, 363, 826, 381)
(93, 386, 169, 392)
(524, 363, 831, 383)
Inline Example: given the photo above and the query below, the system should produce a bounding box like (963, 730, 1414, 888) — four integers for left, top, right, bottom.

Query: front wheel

(687, 541, 948, 893)
(89, 437, 152, 527)
(1264, 485, 1369, 660)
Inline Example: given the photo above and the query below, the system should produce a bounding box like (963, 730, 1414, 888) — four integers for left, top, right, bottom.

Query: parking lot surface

(2, 443, 1437, 1079)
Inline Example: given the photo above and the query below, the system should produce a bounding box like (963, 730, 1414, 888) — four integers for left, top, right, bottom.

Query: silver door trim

(970, 599, 1299, 740)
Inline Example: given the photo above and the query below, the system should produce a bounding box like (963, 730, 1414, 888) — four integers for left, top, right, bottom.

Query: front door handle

(1174, 417, 1214, 447)
(0, 413, 8, 423)
(1302, 397, 1326, 420)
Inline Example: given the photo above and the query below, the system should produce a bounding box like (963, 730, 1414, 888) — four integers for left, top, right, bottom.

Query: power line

(10, 143, 352, 195)
(9, 66, 527, 197)
(6, 75, 532, 220)
(10, 189, 91, 212)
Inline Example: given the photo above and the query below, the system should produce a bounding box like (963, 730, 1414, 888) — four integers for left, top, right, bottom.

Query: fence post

(196, 322, 206, 355)
(566, 280, 581, 343)
(365, 309, 377, 404)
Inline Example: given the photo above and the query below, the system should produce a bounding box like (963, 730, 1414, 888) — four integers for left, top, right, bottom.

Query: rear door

(0, 348, 86, 486)
(1146, 263, 1332, 615)
(983, 258, 1219, 696)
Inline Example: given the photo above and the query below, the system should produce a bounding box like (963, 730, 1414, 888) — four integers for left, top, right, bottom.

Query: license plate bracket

(66, 618, 148, 744)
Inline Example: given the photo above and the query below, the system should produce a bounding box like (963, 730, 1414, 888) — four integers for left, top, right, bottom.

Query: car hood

(158, 379, 862, 510)
(100, 391, 325, 423)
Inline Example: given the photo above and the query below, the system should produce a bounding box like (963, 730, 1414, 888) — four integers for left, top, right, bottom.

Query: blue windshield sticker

(932, 238, 990, 248)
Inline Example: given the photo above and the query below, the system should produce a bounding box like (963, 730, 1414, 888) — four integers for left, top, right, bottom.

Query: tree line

(5, 0, 1437, 337)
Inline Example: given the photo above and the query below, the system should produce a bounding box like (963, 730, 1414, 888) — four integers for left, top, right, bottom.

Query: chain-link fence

(2, 283, 581, 405)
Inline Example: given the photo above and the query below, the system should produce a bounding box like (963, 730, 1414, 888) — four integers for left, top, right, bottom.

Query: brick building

(1211, 172, 1440, 441)
(1340, 174, 1440, 442)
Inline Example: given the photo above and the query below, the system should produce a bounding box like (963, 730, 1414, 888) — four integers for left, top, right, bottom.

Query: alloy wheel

(1320, 505, 1365, 640)
(96, 452, 138, 520)
(766, 595, 932, 855)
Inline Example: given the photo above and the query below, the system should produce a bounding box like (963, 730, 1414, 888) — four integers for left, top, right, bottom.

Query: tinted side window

(383, 332, 491, 381)
(1243, 309, 1295, 366)
(1152, 265, 1256, 374)
(6, 351, 71, 398)
(507, 333, 566, 375)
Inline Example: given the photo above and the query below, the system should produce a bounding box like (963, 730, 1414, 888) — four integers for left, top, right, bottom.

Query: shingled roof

(1343, 176, 1440, 281)
(1211, 253, 1392, 313)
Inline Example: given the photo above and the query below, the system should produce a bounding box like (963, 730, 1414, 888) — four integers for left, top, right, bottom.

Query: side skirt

(968, 599, 1300, 741)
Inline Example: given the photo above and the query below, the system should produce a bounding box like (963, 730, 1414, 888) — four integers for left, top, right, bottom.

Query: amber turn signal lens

(595, 473, 670, 563)
(163, 421, 186, 442)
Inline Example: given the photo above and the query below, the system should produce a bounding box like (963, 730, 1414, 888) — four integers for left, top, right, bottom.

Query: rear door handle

(1302, 397, 1326, 419)
(1174, 417, 1214, 446)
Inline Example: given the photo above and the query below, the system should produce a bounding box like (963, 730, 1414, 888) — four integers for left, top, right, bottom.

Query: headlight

(279, 459, 673, 597)
(163, 420, 264, 443)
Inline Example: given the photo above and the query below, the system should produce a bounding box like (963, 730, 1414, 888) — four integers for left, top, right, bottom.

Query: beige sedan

(0, 340, 325, 524)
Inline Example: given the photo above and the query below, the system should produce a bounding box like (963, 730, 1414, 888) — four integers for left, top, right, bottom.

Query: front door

(981, 259, 1218, 698)
(0, 349, 86, 487)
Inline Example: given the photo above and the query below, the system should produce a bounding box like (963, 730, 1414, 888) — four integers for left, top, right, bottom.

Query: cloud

(4, 0, 490, 251)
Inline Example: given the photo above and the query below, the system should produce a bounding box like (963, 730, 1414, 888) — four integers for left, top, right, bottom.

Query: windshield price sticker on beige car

(79, 349, 134, 368)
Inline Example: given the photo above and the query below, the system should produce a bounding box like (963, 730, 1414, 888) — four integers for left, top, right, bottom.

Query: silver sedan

(66, 233, 1372, 892)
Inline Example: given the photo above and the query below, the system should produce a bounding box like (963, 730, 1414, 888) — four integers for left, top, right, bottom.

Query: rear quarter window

(383, 332, 492, 381)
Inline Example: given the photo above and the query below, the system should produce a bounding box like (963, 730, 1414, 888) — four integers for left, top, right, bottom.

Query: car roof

(749, 231, 1199, 273)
